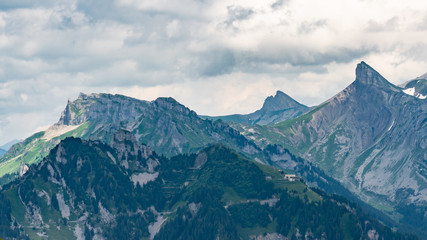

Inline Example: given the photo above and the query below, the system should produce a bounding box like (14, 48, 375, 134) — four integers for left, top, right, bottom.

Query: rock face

(248, 62, 426, 234)
(18, 162, 29, 177)
(57, 93, 259, 157)
(204, 91, 310, 125)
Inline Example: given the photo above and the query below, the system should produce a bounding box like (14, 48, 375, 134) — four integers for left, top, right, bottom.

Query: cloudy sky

(0, 0, 427, 145)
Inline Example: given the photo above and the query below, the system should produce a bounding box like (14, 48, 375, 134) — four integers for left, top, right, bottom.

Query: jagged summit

(261, 90, 304, 112)
(355, 61, 392, 87)
(59, 100, 73, 125)
(203, 90, 310, 125)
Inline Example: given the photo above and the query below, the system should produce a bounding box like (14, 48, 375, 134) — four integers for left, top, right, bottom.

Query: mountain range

(231, 62, 427, 235)
(0, 93, 259, 185)
(0, 61, 425, 239)
(0, 131, 416, 239)
(0, 140, 21, 152)
(203, 91, 311, 125)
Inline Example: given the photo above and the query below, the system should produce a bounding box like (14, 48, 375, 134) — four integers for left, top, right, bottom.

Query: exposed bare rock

(19, 162, 29, 177)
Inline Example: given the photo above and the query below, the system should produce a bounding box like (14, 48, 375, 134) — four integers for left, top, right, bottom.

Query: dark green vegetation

(0, 133, 417, 239)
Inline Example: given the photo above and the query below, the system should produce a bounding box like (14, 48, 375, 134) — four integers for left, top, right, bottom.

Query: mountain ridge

(0, 134, 417, 239)
(203, 90, 311, 125)
(233, 62, 427, 236)
(0, 61, 425, 238)
(0, 92, 260, 183)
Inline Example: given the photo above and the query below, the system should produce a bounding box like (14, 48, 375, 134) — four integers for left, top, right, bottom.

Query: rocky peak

(58, 100, 73, 125)
(77, 92, 102, 100)
(153, 97, 194, 116)
(261, 91, 305, 112)
(354, 61, 397, 90)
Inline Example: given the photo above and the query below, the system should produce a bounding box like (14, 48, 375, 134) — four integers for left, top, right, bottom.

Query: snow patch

(42, 124, 82, 140)
(403, 87, 415, 96)
(387, 120, 394, 131)
(402, 88, 427, 99)
(131, 172, 159, 187)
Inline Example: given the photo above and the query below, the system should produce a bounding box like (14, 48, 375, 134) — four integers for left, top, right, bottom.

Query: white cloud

(0, 0, 427, 144)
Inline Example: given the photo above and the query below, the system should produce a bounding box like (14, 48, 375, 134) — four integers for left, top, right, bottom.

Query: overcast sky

(0, 0, 427, 145)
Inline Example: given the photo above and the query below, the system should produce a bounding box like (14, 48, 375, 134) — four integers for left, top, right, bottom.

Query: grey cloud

(194, 49, 236, 77)
(416, 14, 427, 30)
(365, 17, 399, 32)
(271, 0, 290, 10)
(403, 44, 427, 62)
(224, 6, 254, 27)
(298, 19, 327, 34)
(235, 46, 377, 72)
(76, 0, 140, 23)
(0, 0, 63, 9)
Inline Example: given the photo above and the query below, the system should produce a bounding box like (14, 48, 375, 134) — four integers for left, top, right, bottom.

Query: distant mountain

(203, 91, 310, 125)
(0, 93, 259, 182)
(0, 139, 21, 151)
(237, 62, 427, 236)
(0, 133, 415, 239)
(400, 73, 427, 99)
(0, 148, 6, 158)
